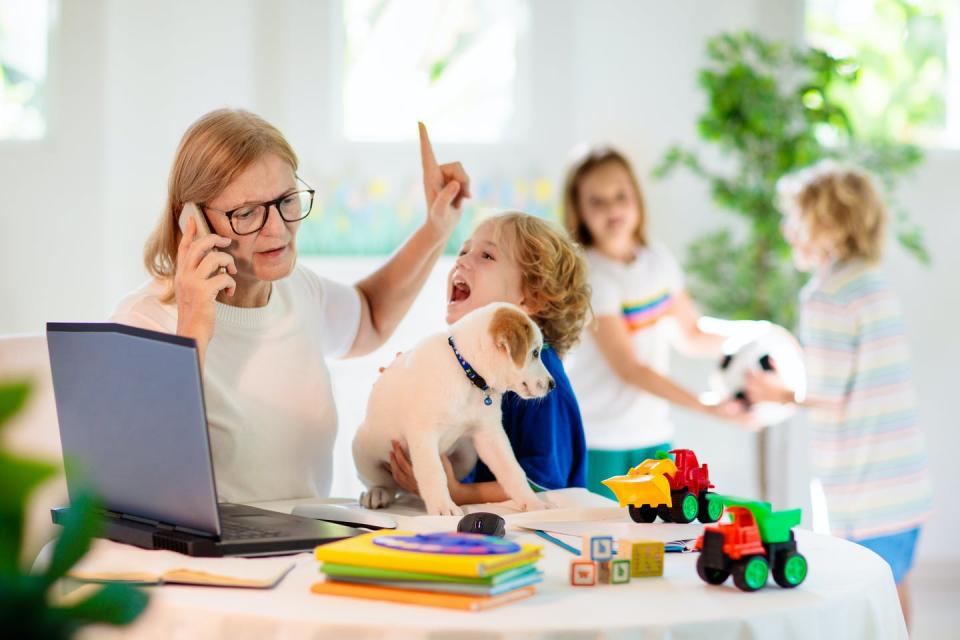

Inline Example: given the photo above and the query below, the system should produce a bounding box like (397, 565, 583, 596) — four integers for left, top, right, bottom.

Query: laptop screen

(46, 322, 221, 535)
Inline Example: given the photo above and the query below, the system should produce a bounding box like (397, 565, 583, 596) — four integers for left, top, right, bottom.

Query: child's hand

(744, 369, 795, 405)
(388, 440, 463, 499)
(419, 122, 471, 242)
(389, 440, 420, 496)
(712, 398, 763, 432)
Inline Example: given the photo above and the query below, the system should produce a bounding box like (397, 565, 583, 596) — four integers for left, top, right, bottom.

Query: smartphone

(178, 202, 211, 237)
(178, 202, 226, 275)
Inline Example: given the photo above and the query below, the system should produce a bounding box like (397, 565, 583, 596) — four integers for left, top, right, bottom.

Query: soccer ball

(710, 322, 806, 426)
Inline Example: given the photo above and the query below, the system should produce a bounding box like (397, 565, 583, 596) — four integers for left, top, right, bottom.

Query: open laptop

(46, 322, 365, 557)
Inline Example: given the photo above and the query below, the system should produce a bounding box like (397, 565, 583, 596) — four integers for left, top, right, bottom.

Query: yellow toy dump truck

(602, 449, 723, 524)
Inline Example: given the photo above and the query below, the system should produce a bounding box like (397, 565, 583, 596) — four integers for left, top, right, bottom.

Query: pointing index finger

(418, 121, 438, 174)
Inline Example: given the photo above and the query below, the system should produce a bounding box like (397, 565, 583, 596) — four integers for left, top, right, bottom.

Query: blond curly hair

(777, 160, 887, 263)
(486, 212, 592, 358)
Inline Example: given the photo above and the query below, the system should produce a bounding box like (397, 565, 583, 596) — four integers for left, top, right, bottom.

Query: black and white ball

(710, 322, 806, 426)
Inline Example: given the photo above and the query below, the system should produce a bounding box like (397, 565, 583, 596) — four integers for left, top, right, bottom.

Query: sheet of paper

(512, 519, 706, 543)
(460, 487, 619, 517)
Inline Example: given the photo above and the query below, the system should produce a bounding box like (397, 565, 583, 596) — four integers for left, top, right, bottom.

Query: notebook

(314, 531, 542, 578)
(326, 571, 543, 597)
(319, 562, 539, 586)
(66, 539, 295, 588)
(311, 581, 536, 611)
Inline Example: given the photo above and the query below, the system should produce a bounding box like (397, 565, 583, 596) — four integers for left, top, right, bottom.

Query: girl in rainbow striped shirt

(746, 161, 933, 626)
(561, 146, 748, 496)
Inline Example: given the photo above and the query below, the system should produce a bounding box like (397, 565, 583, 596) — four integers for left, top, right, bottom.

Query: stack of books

(311, 530, 543, 611)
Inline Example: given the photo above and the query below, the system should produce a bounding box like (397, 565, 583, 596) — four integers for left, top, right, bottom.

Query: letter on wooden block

(618, 539, 664, 577)
(582, 535, 614, 562)
(611, 558, 632, 584)
(570, 559, 597, 586)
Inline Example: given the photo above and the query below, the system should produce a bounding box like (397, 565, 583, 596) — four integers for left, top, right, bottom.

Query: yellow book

(311, 580, 536, 611)
(313, 531, 541, 578)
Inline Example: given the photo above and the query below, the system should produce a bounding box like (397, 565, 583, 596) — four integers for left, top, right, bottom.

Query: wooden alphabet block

(611, 558, 632, 584)
(570, 559, 597, 586)
(581, 535, 615, 562)
(618, 539, 664, 577)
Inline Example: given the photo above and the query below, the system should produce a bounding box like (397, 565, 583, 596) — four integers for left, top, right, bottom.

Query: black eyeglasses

(202, 177, 315, 236)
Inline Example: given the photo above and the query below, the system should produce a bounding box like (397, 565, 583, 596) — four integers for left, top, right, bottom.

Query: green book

(327, 571, 543, 597)
(320, 562, 538, 586)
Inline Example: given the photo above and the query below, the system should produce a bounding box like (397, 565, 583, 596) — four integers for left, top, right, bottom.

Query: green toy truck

(694, 495, 808, 592)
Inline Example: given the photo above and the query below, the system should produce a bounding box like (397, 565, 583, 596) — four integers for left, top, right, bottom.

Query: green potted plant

(0, 380, 148, 638)
(654, 31, 929, 328)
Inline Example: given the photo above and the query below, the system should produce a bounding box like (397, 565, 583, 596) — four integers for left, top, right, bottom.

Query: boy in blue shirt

(388, 213, 590, 502)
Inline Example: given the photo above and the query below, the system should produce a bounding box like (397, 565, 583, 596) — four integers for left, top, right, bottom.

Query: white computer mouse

(291, 503, 398, 530)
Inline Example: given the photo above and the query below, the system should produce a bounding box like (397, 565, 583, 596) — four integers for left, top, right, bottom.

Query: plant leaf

(0, 381, 31, 431)
(42, 491, 103, 587)
(0, 453, 57, 576)
(54, 582, 149, 627)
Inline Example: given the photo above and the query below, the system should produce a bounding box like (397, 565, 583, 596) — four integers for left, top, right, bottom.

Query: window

(296, 0, 542, 256)
(0, 0, 53, 140)
(806, 0, 960, 147)
(340, 0, 528, 143)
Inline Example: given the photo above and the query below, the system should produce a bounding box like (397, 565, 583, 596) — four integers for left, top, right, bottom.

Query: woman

(112, 109, 469, 503)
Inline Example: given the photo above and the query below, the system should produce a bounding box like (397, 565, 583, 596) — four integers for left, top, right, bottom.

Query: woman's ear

(490, 306, 535, 367)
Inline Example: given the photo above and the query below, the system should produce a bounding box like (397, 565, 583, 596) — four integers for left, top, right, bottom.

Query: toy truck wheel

(669, 489, 700, 524)
(732, 555, 769, 592)
(696, 554, 729, 585)
(697, 492, 723, 523)
(773, 551, 808, 588)
(628, 504, 658, 523)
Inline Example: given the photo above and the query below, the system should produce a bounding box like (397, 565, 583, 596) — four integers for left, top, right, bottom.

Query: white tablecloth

(78, 492, 907, 640)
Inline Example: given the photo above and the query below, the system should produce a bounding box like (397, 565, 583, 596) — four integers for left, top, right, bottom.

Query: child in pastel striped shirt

(746, 160, 933, 627)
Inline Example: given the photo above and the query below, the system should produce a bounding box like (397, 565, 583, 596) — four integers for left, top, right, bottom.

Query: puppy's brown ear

(490, 307, 535, 368)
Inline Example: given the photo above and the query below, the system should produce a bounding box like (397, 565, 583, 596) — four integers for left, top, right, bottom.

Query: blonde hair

(777, 160, 887, 263)
(486, 212, 591, 357)
(144, 108, 299, 301)
(561, 145, 648, 248)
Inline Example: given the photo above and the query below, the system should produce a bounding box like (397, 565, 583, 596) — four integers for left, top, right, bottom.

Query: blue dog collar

(448, 335, 494, 406)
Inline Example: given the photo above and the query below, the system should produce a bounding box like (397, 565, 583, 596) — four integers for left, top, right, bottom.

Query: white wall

(0, 0, 107, 328)
(1, 0, 956, 560)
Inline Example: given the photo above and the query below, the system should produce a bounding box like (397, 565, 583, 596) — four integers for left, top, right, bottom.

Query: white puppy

(352, 302, 554, 516)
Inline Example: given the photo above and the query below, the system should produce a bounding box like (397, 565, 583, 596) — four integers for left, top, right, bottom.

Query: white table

(79, 492, 907, 640)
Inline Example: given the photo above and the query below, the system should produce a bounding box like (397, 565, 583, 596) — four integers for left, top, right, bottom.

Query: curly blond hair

(777, 160, 887, 262)
(486, 212, 592, 358)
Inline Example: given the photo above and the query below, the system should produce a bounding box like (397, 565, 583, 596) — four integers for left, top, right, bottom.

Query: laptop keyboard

(221, 522, 287, 540)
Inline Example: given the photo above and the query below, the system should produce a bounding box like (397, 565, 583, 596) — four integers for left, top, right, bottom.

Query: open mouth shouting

(449, 274, 472, 307)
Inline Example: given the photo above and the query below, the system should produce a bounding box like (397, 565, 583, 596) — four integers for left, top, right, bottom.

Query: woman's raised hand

(419, 122, 471, 242)
(174, 215, 237, 360)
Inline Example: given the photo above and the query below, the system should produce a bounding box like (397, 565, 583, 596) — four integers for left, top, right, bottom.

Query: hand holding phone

(174, 202, 237, 365)
(178, 203, 226, 274)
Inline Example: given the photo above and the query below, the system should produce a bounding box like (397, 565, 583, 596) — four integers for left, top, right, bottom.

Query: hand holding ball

(710, 322, 806, 426)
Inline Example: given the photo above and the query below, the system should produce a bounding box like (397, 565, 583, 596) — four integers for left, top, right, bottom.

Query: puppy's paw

(359, 486, 395, 510)
(426, 499, 464, 517)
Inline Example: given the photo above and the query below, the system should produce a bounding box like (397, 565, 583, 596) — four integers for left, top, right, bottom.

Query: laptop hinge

(111, 510, 218, 538)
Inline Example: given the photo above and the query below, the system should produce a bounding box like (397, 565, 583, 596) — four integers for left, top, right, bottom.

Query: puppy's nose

(547, 377, 556, 391)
